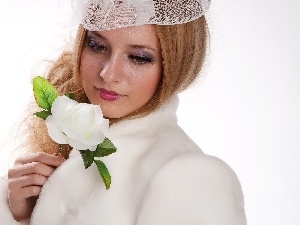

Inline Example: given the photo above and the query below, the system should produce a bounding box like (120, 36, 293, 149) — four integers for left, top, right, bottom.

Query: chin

(102, 111, 125, 120)
(100, 102, 139, 120)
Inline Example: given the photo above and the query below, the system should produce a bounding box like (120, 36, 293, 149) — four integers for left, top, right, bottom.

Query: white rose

(45, 95, 109, 151)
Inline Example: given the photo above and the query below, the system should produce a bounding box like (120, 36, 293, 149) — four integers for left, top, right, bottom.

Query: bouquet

(32, 76, 117, 189)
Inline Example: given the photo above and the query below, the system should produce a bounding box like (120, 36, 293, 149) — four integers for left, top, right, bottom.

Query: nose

(99, 52, 124, 83)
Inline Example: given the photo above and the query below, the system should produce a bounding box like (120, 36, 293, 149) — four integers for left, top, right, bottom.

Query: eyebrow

(129, 44, 157, 53)
(90, 31, 107, 40)
(90, 31, 157, 53)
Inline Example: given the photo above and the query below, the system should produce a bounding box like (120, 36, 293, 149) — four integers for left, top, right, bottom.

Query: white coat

(0, 96, 247, 224)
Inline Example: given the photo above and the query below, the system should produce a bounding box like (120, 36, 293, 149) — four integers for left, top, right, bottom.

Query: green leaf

(34, 110, 52, 120)
(33, 76, 58, 110)
(94, 138, 117, 157)
(79, 150, 94, 169)
(94, 160, 111, 189)
(64, 93, 75, 100)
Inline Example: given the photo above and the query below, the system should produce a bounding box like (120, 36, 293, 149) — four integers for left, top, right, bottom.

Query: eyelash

(85, 38, 108, 53)
(128, 54, 154, 64)
(85, 36, 154, 65)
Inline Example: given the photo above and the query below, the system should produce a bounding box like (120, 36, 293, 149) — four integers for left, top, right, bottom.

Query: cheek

(80, 52, 102, 84)
(81, 52, 94, 72)
(80, 52, 90, 80)
(133, 68, 162, 99)
(147, 73, 161, 94)
(149, 66, 162, 93)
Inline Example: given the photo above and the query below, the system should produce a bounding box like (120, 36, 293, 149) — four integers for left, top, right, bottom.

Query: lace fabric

(72, 0, 211, 31)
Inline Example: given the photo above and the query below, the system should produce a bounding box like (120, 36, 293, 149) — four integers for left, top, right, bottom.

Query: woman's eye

(86, 39, 107, 53)
(128, 54, 154, 64)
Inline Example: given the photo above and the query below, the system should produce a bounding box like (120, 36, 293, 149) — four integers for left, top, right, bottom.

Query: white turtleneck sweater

(0, 96, 247, 224)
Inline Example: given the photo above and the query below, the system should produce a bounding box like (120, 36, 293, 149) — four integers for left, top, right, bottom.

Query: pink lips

(98, 88, 123, 101)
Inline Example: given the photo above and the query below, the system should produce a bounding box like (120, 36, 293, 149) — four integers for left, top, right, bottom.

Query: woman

(0, 0, 247, 224)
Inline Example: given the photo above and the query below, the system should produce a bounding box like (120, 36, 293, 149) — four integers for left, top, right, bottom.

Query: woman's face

(80, 25, 162, 119)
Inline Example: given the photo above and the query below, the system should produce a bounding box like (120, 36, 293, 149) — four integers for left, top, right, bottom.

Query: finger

(9, 185, 42, 202)
(8, 195, 38, 221)
(15, 152, 65, 167)
(8, 174, 48, 190)
(8, 161, 56, 178)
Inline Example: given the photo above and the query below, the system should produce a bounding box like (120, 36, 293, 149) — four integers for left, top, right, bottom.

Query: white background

(0, 1, 299, 224)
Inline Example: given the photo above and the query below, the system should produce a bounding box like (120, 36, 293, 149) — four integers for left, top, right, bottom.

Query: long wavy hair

(20, 16, 209, 158)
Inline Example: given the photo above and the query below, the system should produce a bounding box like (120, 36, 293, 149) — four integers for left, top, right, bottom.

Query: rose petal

(67, 137, 97, 151)
(62, 104, 107, 145)
(51, 96, 77, 119)
(47, 96, 109, 150)
(45, 116, 68, 144)
(78, 112, 108, 146)
(82, 117, 108, 145)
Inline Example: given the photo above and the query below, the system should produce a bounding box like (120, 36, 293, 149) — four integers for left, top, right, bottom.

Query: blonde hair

(23, 16, 209, 157)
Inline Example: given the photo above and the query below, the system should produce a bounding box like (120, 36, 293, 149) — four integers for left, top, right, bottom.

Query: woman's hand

(7, 152, 65, 221)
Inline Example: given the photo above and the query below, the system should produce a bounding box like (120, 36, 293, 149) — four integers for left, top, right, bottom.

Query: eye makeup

(84, 31, 157, 65)
(84, 32, 108, 53)
(128, 52, 154, 64)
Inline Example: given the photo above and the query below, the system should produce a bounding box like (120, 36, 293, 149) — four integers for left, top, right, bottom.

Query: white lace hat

(71, 0, 211, 31)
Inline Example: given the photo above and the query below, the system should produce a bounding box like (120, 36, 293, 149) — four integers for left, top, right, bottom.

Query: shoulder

(137, 153, 247, 225)
(162, 152, 241, 184)
(149, 153, 244, 201)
